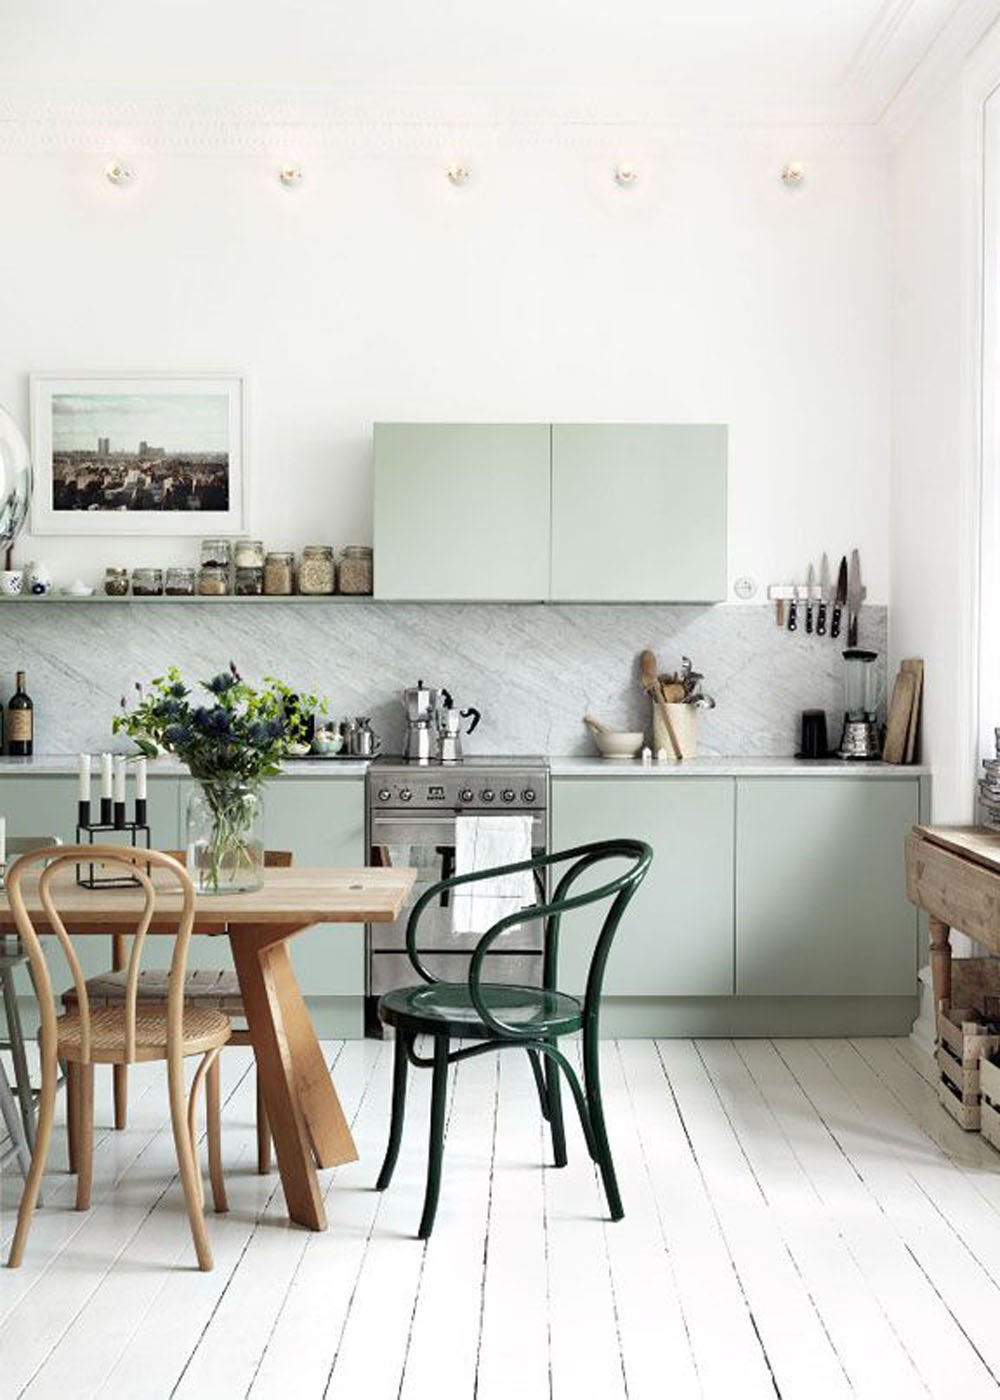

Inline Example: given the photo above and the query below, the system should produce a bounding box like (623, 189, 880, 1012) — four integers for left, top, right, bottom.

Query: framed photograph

(29, 372, 247, 536)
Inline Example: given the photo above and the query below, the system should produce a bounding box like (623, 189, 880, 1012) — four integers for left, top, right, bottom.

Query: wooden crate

(979, 1057, 1000, 1153)
(935, 957, 1000, 1129)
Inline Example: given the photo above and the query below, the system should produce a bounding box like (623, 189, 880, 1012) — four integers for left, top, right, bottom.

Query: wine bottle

(8, 671, 33, 756)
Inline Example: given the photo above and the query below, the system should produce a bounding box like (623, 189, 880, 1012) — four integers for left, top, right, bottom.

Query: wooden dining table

(0, 863, 415, 1232)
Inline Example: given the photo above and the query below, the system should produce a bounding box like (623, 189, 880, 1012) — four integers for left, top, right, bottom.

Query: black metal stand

(75, 818, 152, 888)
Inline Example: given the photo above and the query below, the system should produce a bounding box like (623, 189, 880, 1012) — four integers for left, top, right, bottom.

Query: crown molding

(881, 0, 1000, 137)
(0, 93, 893, 156)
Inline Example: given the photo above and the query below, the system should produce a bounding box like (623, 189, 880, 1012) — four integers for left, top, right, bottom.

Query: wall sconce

(447, 163, 471, 187)
(278, 164, 304, 189)
(104, 160, 136, 188)
(614, 163, 639, 187)
(781, 161, 806, 186)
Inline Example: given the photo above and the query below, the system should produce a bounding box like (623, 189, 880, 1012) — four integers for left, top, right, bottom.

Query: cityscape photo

(50, 391, 231, 513)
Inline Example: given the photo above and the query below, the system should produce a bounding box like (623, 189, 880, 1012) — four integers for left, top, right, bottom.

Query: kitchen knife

(831, 555, 847, 640)
(805, 563, 815, 634)
(847, 548, 862, 647)
(787, 580, 798, 632)
(817, 553, 829, 636)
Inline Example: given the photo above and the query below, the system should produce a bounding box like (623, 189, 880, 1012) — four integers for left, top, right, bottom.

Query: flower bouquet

(114, 664, 321, 893)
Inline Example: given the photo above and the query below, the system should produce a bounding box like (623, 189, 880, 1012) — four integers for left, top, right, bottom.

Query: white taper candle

(113, 754, 126, 804)
(78, 752, 91, 802)
(100, 752, 113, 799)
(136, 756, 147, 800)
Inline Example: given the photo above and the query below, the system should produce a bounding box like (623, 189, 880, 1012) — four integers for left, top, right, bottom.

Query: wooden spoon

(638, 650, 683, 759)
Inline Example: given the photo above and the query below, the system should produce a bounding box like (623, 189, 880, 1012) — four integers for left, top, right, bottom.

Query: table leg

(229, 926, 357, 1231)
(929, 916, 952, 1013)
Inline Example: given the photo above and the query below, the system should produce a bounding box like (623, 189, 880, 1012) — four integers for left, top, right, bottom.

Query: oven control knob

(377, 788, 392, 802)
(459, 788, 474, 803)
(480, 789, 495, 803)
(399, 788, 413, 802)
(501, 789, 516, 803)
(521, 788, 537, 804)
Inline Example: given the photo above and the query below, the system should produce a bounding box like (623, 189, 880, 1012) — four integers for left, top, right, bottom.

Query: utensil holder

(652, 702, 697, 761)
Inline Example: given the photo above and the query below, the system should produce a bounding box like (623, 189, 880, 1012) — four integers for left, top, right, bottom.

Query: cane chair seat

(56, 1004, 231, 1064)
(66, 967, 245, 1015)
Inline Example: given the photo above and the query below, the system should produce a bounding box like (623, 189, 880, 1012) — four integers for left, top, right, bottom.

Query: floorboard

(3, 1037, 1000, 1400)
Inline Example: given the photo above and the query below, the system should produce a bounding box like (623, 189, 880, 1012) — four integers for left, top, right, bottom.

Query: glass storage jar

(200, 538, 231, 569)
(104, 566, 129, 597)
(164, 566, 196, 596)
(263, 551, 294, 595)
(234, 565, 264, 596)
(131, 567, 163, 597)
(298, 545, 335, 595)
(198, 564, 229, 596)
(337, 544, 373, 595)
(233, 538, 264, 569)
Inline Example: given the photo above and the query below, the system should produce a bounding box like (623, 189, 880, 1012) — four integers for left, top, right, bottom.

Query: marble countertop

(0, 755, 371, 778)
(549, 756, 930, 778)
(0, 754, 929, 780)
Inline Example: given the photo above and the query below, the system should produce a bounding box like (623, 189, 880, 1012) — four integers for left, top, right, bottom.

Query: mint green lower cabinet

(735, 779, 920, 996)
(0, 774, 181, 977)
(551, 777, 735, 997)
(261, 778, 365, 1035)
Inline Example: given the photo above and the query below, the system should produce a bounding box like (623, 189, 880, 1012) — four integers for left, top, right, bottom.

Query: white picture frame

(29, 371, 247, 536)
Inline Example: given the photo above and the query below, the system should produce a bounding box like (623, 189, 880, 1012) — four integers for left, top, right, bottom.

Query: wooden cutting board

(883, 669, 917, 764)
(901, 657, 924, 764)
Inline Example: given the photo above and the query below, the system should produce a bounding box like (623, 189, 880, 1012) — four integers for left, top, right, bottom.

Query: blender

(838, 649, 881, 760)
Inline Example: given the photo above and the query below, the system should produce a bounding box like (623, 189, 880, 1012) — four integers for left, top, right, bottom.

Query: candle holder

(75, 817, 152, 889)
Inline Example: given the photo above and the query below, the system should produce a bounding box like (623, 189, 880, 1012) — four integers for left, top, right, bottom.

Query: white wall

(0, 115, 892, 600)
(888, 25, 1000, 822)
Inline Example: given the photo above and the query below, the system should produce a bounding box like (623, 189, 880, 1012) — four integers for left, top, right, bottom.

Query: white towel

(452, 815, 536, 936)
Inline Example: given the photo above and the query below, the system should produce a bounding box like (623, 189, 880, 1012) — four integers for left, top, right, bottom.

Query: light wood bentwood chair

(6, 845, 231, 1272)
(64, 850, 293, 1176)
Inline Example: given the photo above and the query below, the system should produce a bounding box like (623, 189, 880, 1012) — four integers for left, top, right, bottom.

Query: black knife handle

(805, 602, 813, 635)
(831, 603, 842, 640)
(787, 598, 798, 632)
(816, 601, 827, 636)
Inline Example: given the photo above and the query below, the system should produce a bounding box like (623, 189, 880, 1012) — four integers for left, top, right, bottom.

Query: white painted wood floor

(2, 1036, 1000, 1398)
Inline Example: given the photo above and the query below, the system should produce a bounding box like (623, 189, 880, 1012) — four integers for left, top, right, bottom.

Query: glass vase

(185, 780, 264, 894)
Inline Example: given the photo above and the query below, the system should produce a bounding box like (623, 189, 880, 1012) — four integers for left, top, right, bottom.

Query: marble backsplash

(0, 601, 886, 758)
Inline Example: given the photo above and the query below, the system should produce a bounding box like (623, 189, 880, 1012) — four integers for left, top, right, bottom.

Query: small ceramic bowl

(311, 729, 344, 756)
(592, 730, 645, 760)
(286, 741, 312, 757)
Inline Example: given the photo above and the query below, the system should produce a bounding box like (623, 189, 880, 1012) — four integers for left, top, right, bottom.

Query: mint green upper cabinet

(549, 424, 728, 602)
(373, 423, 552, 600)
(551, 777, 734, 996)
(735, 779, 919, 997)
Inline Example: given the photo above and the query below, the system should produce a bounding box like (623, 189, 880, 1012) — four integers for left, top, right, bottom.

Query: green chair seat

(379, 982, 583, 1039)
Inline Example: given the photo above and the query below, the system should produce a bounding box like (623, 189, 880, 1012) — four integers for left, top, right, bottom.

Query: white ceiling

(0, 0, 992, 125)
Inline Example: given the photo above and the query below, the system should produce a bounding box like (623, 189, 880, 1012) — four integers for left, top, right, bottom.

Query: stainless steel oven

(364, 757, 550, 1036)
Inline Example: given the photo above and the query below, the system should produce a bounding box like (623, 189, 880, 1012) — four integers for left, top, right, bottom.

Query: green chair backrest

(404, 839, 653, 1039)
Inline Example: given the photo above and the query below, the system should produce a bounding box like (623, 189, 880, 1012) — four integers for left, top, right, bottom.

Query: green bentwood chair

(375, 839, 652, 1238)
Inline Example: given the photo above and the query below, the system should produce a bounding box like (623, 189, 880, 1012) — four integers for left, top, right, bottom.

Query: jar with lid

(298, 545, 335, 595)
(338, 545, 373, 595)
(234, 565, 264, 596)
(131, 567, 163, 597)
(233, 538, 264, 569)
(165, 566, 196, 596)
(198, 564, 229, 596)
(104, 566, 129, 597)
(201, 538, 231, 569)
(264, 551, 294, 595)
